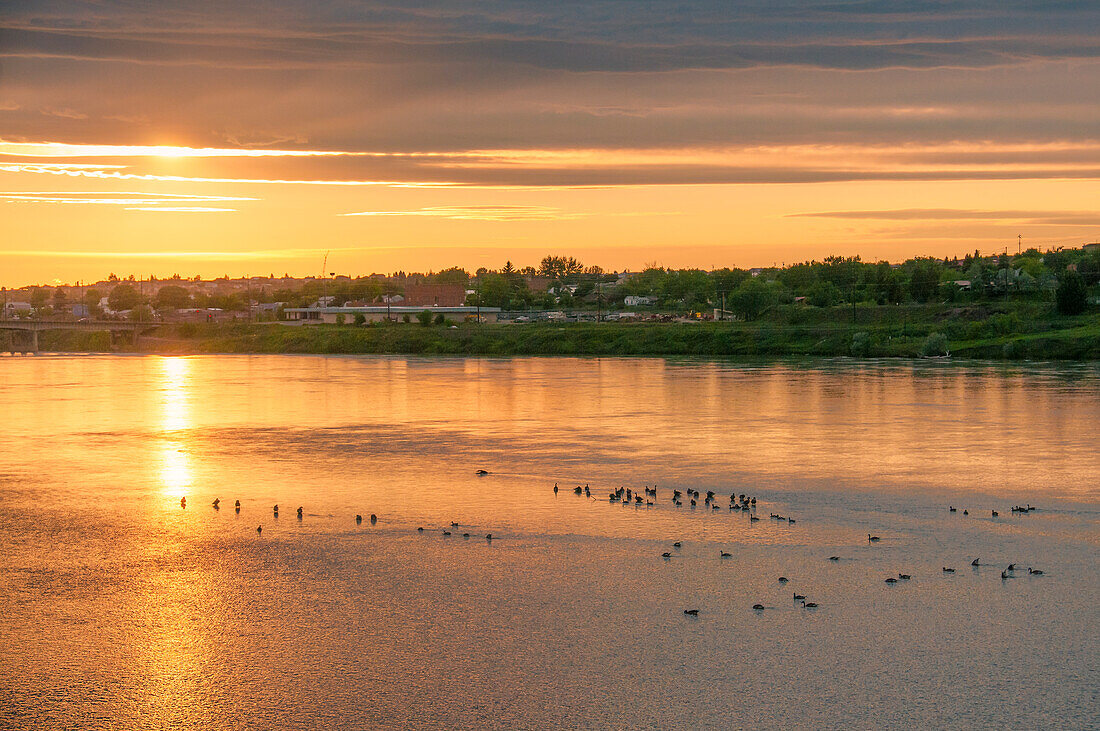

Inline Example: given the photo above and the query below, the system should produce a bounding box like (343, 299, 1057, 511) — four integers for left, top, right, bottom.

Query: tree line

(13, 246, 1098, 320)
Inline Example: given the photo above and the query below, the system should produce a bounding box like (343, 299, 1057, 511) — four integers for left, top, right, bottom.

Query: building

(403, 283, 467, 307)
(284, 306, 500, 323)
(524, 276, 551, 293)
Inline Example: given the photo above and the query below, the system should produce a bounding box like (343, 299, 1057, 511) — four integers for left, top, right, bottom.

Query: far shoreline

(13, 304, 1100, 361)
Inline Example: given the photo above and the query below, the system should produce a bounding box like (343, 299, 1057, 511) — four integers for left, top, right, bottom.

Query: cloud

(40, 107, 89, 119)
(123, 206, 235, 212)
(0, 191, 255, 204)
(0, 191, 256, 212)
(790, 208, 1100, 226)
(341, 205, 581, 220)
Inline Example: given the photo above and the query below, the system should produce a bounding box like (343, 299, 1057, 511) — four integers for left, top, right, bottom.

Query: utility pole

(1018, 234, 1022, 254)
(596, 277, 602, 323)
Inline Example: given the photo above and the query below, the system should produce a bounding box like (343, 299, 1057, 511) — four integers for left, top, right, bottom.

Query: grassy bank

(30, 301, 1100, 359)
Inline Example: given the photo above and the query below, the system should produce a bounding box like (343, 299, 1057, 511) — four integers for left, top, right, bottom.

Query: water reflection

(2, 355, 1098, 729)
(157, 357, 193, 499)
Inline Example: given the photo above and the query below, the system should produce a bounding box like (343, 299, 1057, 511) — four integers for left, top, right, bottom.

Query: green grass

(28, 301, 1100, 360)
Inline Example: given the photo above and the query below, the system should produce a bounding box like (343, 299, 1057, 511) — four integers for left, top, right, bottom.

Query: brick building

(403, 283, 467, 307)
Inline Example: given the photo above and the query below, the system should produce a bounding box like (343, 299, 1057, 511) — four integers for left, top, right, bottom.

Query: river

(1, 354, 1097, 729)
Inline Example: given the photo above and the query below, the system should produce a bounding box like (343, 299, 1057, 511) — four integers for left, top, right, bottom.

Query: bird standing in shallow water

(212, 498, 220, 509)
(356, 514, 362, 524)
(256, 525, 262, 535)
(234, 499, 241, 513)
(180, 497, 186, 508)
(370, 514, 377, 524)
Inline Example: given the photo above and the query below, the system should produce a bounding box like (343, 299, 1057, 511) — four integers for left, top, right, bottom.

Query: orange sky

(2, 2, 1098, 287)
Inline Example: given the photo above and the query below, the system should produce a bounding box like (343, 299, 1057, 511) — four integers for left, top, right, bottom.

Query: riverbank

(28, 301, 1100, 359)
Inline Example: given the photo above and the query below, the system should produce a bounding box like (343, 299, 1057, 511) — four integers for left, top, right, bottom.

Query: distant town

(3, 245, 1099, 325)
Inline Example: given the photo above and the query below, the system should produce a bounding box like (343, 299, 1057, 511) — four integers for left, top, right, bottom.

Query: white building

(284, 305, 500, 324)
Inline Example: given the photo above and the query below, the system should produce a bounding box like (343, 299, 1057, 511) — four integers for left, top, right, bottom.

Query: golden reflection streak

(158, 357, 193, 499)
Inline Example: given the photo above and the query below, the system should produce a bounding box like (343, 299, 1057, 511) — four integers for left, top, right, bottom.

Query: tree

(907, 258, 942, 302)
(1055, 270, 1088, 315)
(52, 288, 68, 308)
(808, 280, 841, 307)
(108, 284, 141, 312)
(128, 304, 154, 322)
(433, 313, 446, 325)
(417, 309, 433, 326)
(432, 267, 469, 286)
(154, 285, 191, 310)
(728, 277, 779, 320)
(538, 255, 584, 280)
(30, 288, 50, 310)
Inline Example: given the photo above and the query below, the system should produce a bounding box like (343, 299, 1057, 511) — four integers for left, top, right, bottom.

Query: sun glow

(157, 357, 193, 498)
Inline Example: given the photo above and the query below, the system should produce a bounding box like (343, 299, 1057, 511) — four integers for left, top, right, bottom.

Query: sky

(1, 0, 1099, 287)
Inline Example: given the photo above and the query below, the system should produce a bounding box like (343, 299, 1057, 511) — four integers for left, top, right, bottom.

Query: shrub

(1055, 271, 1087, 315)
(417, 310, 433, 326)
(434, 313, 446, 325)
(850, 331, 870, 357)
(920, 332, 949, 357)
(353, 313, 365, 326)
(334, 314, 346, 326)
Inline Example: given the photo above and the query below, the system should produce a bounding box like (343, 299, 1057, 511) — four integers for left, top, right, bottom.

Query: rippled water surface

(1, 354, 1098, 729)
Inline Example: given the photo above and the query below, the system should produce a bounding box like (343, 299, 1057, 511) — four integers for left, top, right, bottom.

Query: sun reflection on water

(157, 357, 193, 498)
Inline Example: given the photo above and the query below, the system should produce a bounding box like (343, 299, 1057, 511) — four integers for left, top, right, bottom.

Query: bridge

(0, 319, 159, 352)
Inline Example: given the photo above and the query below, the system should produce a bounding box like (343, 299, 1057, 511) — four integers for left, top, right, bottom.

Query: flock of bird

(557, 481, 789, 522)
(557, 481, 1046, 616)
(181, 495, 496, 539)
(180, 472, 1045, 617)
(949, 504, 1038, 517)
